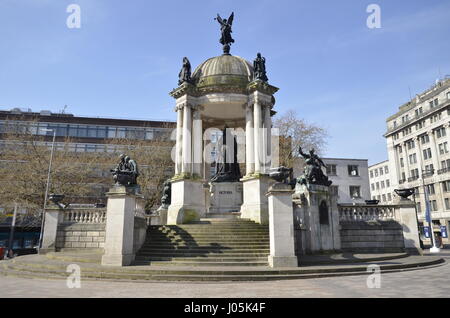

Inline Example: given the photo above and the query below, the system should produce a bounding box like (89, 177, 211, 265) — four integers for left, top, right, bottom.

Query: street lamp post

(38, 129, 56, 251)
(421, 168, 440, 253)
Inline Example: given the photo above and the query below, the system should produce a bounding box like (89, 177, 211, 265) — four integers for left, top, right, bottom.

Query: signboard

(441, 226, 448, 238)
(423, 227, 430, 238)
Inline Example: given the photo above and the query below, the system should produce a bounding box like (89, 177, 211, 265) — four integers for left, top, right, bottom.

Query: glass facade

(0, 120, 171, 141)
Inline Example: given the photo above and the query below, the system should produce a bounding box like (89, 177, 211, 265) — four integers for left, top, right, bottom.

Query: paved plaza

(1, 251, 449, 298)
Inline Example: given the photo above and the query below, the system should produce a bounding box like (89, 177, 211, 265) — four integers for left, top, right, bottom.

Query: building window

(381, 181, 385, 188)
(420, 134, 430, 144)
(371, 183, 375, 191)
(387, 193, 392, 201)
(384, 166, 389, 174)
(376, 182, 380, 190)
(425, 164, 434, 174)
(348, 165, 359, 176)
(370, 170, 373, 178)
(386, 179, 390, 187)
(406, 140, 415, 150)
(423, 148, 432, 160)
(442, 180, 450, 192)
(429, 98, 439, 108)
(409, 153, 417, 164)
(400, 158, 404, 167)
(326, 164, 337, 176)
(439, 142, 449, 155)
(436, 127, 446, 138)
(416, 202, 422, 213)
(379, 167, 384, 175)
(430, 200, 438, 211)
(445, 198, 450, 210)
(349, 186, 361, 198)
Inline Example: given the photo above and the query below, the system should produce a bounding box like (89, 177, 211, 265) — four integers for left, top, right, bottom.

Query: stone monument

(166, 13, 278, 225)
(102, 154, 144, 266)
(209, 127, 243, 216)
(292, 147, 340, 253)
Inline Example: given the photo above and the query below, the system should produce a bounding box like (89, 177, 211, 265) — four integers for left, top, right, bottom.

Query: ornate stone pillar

(263, 104, 272, 173)
(192, 108, 203, 177)
(182, 103, 192, 175)
(245, 103, 255, 175)
(253, 96, 262, 173)
(175, 105, 183, 175)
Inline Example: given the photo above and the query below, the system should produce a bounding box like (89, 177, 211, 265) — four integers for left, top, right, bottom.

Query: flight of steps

(133, 218, 270, 267)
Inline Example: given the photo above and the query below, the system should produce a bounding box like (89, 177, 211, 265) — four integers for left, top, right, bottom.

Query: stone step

(136, 248, 270, 254)
(134, 261, 269, 267)
(141, 244, 270, 249)
(147, 232, 269, 238)
(1, 255, 445, 282)
(151, 224, 268, 228)
(148, 230, 269, 235)
(135, 256, 268, 262)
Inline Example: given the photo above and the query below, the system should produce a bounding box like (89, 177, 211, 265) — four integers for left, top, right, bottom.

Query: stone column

(102, 186, 140, 266)
(245, 103, 255, 175)
(415, 136, 424, 178)
(182, 104, 192, 175)
(428, 130, 440, 171)
(267, 183, 298, 267)
(192, 108, 203, 177)
(253, 97, 262, 173)
(263, 104, 272, 173)
(40, 205, 63, 254)
(175, 105, 183, 175)
(403, 142, 410, 178)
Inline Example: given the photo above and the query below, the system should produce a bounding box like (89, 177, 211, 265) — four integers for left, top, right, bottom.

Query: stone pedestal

(267, 183, 298, 267)
(167, 179, 207, 224)
(156, 204, 169, 225)
(101, 186, 142, 266)
(395, 197, 423, 255)
(293, 184, 341, 253)
(240, 175, 273, 225)
(209, 182, 243, 214)
(40, 204, 63, 254)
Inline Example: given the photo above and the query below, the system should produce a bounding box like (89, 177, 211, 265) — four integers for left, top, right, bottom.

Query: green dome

(192, 55, 254, 88)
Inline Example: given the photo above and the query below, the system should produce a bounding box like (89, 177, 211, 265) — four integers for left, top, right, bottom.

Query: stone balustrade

(338, 204, 397, 222)
(62, 209, 107, 224)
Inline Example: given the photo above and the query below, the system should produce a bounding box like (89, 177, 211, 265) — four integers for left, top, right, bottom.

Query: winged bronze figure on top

(215, 12, 235, 53)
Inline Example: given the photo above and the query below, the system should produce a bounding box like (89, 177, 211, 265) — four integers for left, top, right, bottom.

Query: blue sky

(1, 0, 449, 165)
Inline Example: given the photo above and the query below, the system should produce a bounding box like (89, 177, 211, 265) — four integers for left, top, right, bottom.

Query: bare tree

(98, 134, 174, 211)
(272, 109, 328, 169)
(0, 125, 99, 217)
(0, 120, 175, 218)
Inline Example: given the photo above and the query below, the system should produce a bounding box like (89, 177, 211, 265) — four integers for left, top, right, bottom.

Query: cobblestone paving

(1, 251, 449, 298)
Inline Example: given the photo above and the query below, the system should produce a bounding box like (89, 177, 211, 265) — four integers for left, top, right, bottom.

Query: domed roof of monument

(192, 54, 253, 87)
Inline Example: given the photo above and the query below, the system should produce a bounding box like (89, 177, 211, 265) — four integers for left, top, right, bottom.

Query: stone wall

(133, 217, 147, 253)
(340, 220, 405, 252)
(56, 223, 106, 250)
